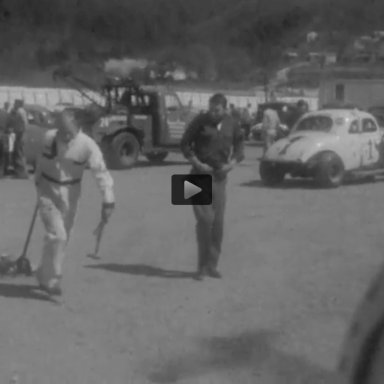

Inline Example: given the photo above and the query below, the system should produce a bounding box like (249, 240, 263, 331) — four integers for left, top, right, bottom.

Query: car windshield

(294, 115, 333, 133)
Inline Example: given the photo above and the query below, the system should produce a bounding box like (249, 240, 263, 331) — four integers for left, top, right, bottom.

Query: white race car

(259, 108, 384, 188)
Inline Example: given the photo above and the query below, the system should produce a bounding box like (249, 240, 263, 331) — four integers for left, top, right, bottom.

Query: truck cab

(53, 68, 196, 169)
(91, 82, 195, 169)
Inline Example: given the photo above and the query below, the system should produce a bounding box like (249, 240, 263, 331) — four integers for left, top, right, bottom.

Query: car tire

(259, 161, 285, 186)
(105, 132, 140, 169)
(315, 151, 344, 188)
(145, 151, 169, 163)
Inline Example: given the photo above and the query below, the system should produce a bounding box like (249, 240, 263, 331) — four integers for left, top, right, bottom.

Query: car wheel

(315, 151, 344, 188)
(259, 161, 285, 186)
(105, 132, 140, 169)
(145, 151, 169, 163)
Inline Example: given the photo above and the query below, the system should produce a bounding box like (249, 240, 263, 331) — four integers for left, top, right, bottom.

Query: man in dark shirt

(180, 93, 244, 281)
(289, 99, 309, 128)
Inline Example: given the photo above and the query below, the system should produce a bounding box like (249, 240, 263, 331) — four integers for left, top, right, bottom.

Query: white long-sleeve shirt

(262, 108, 281, 135)
(35, 129, 115, 205)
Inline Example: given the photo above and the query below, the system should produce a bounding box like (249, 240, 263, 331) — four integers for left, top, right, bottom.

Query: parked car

(368, 106, 384, 131)
(250, 101, 300, 141)
(259, 108, 384, 188)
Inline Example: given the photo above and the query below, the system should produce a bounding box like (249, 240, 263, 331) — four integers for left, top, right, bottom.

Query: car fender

(305, 149, 344, 170)
(101, 127, 144, 146)
(93, 115, 146, 147)
(266, 134, 339, 163)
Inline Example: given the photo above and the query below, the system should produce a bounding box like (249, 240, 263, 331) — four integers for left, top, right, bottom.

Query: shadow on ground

(240, 176, 383, 190)
(85, 263, 195, 279)
(0, 282, 52, 302)
(147, 331, 339, 383)
(239, 179, 318, 190)
(134, 160, 188, 168)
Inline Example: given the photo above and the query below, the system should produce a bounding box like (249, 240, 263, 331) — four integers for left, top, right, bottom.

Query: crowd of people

(228, 99, 309, 154)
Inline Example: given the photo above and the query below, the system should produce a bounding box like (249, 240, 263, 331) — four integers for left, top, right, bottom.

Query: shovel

(11, 201, 39, 276)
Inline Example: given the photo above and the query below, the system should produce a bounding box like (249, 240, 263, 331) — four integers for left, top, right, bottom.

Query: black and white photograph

(0, 0, 383, 383)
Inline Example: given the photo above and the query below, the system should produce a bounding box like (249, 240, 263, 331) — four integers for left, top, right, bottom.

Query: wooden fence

(0, 86, 319, 112)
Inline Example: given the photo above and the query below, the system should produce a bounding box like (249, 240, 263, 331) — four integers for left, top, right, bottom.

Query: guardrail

(0, 86, 319, 112)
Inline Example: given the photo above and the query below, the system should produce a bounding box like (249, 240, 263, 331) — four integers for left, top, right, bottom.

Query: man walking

(34, 109, 115, 296)
(261, 108, 281, 156)
(180, 93, 244, 281)
(288, 99, 309, 128)
(8, 99, 29, 178)
(0, 101, 10, 130)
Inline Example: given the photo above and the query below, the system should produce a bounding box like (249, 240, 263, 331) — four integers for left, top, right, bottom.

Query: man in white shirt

(262, 108, 281, 156)
(34, 109, 115, 296)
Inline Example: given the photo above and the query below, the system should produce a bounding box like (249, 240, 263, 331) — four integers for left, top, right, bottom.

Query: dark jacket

(180, 112, 244, 169)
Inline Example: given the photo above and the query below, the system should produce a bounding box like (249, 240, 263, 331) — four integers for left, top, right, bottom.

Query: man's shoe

(39, 283, 62, 297)
(194, 267, 207, 281)
(207, 268, 222, 279)
(38, 277, 62, 297)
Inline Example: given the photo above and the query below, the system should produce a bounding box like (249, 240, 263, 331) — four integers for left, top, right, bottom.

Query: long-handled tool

(87, 220, 107, 260)
(12, 201, 39, 276)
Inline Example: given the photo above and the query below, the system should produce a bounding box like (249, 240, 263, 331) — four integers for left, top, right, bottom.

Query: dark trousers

(192, 174, 227, 271)
(0, 141, 12, 176)
(13, 133, 28, 177)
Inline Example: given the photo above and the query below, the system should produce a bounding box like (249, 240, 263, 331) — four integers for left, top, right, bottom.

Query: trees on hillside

(0, 0, 382, 82)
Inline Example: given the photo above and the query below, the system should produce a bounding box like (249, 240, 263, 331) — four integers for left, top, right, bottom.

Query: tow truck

(53, 66, 196, 169)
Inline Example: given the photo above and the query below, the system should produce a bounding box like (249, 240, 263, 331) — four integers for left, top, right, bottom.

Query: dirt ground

(0, 144, 383, 384)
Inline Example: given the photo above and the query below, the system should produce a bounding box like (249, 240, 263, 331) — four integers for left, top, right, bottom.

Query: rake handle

(20, 201, 39, 259)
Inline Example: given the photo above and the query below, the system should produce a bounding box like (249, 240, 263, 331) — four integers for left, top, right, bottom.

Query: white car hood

(265, 131, 337, 162)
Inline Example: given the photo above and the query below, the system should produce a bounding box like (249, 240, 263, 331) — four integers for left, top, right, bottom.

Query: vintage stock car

(259, 109, 384, 188)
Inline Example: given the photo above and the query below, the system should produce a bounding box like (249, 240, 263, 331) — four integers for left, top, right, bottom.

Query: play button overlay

(172, 174, 212, 205)
(184, 180, 202, 200)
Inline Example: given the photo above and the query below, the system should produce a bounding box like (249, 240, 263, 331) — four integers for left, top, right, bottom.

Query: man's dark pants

(192, 173, 227, 272)
(13, 132, 28, 178)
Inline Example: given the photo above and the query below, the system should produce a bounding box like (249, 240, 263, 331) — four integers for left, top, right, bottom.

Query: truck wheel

(315, 152, 344, 188)
(259, 161, 285, 186)
(145, 151, 169, 163)
(106, 132, 140, 169)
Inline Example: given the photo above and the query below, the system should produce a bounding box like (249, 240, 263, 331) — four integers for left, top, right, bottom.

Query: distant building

(377, 41, 384, 61)
(171, 68, 187, 81)
(307, 31, 318, 43)
(306, 51, 337, 66)
(324, 52, 337, 65)
(283, 50, 299, 63)
(374, 31, 384, 39)
(319, 66, 384, 109)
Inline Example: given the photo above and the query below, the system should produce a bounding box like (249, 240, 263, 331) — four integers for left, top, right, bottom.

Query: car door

(164, 93, 186, 144)
(341, 118, 362, 170)
(360, 117, 381, 168)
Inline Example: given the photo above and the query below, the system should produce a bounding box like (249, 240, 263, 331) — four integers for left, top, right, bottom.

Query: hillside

(0, 0, 381, 87)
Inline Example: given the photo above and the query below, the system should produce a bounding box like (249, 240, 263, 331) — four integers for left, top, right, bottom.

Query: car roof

(306, 109, 374, 120)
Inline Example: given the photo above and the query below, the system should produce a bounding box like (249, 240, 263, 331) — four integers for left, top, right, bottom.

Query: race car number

(361, 139, 378, 164)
